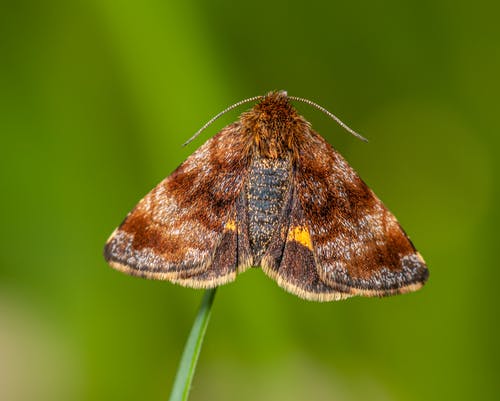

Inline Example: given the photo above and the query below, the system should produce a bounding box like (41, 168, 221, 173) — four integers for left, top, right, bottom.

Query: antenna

(183, 93, 368, 146)
(182, 95, 263, 147)
(288, 96, 368, 142)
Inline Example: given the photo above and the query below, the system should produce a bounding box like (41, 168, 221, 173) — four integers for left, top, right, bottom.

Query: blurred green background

(1, 0, 498, 400)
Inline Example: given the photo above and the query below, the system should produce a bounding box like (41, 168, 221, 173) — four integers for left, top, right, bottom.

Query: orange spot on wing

(287, 226, 313, 250)
(225, 219, 237, 231)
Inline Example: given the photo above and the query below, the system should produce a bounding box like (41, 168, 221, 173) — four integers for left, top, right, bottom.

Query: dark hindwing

(104, 123, 253, 288)
(261, 186, 353, 301)
(294, 130, 429, 297)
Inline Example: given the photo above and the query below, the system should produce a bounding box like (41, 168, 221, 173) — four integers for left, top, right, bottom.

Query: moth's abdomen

(246, 157, 291, 264)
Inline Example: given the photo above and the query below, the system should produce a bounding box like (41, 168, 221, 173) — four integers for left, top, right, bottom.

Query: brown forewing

(294, 129, 429, 296)
(104, 123, 253, 288)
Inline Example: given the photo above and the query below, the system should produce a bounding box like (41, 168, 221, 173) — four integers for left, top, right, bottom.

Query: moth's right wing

(294, 129, 429, 297)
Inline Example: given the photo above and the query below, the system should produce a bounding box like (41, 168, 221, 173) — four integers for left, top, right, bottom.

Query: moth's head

(251, 90, 297, 126)
(241, 91, 309, 158)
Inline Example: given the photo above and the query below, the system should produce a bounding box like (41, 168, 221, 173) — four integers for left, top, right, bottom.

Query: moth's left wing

(104, 123, 253, 288)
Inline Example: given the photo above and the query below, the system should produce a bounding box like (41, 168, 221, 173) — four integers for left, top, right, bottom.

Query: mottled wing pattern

(261, 187, 353, 301)
(104, 123, 252, 288)
(294, 130, 429, 297)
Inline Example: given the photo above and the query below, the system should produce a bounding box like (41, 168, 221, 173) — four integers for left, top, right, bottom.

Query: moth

(104, 91, 428, 301)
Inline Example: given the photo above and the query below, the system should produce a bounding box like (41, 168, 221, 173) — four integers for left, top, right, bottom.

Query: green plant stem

(168, 288, 217, 401)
